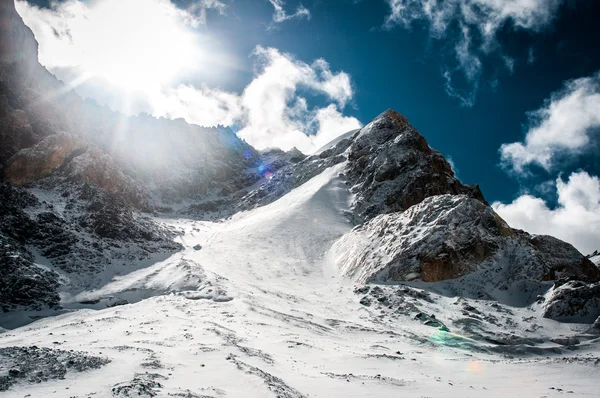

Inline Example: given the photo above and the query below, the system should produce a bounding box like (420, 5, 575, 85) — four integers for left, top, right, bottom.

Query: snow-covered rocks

(0, 235, 60, 312)
(587, 250, 600, 267)
(335, 195, 508, 283)
(335, 194, 600, 287)
(542, 280, 600, 323)
(2, 132, 84, 186)
(0, 346, 110, 392)
(0, 181, 181, 314)
(346, 109, 485, 221)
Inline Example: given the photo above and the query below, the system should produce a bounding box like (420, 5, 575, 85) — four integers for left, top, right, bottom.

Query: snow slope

(590, 253, 600, 267)
(1, 164, 599, 397)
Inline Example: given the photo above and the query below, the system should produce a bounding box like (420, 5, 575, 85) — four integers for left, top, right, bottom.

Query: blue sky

(16, 0, 600, 253)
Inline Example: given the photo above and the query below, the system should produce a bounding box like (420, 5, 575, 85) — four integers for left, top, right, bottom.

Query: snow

(1, 165, 599, 397)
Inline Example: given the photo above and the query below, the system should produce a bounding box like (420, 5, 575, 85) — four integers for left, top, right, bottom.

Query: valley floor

(1, 165, 599, 397)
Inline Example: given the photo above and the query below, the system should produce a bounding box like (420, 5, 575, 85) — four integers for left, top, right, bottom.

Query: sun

(37, 0, 199, 92)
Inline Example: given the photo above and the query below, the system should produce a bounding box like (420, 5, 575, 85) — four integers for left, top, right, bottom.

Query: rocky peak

(351, 109, 412, 150)
(346, 109, 486, 221)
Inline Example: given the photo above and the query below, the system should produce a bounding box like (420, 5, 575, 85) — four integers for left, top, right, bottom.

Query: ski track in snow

(1, 164, 599, 397)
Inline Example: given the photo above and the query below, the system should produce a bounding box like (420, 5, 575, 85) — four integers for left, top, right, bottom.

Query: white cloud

(492, 171, 600, 254)
(152, 84, 243, 127)
(527, 47, 535, 64)
(267, 0, 310, 25)
(446, 155, 459, 177)
(17, 1, 358, 154)
(383, 0, 564, 105)
(149, 46, 359, 153)
(15, 0, 208, 90)
(500, 71, 600, 173)
(181, 0, 227, 27)
(442, 69, 478, 107)
(385, 0, 562, 41)
(236, 47, 360, 153)
(503, 55, 515, 74)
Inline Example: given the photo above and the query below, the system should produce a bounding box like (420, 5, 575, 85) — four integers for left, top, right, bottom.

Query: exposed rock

(531, 236, 600, 282)
(0, 234, 61, 312)
(587, 250, 600, 267)
(0, 346, 110, 392)
(335, 194, 600, 287)
(335, 195, 512, 283)
(0, 1, 38, 66)
(62, 146, 149, 209)
(542, 281, 600, 323)
(0, 182, 181, 296)
(2, 131, 84, 185)
(106, 298, 129, 308)
(238, 143, 349, 212)
(414, 312, 449, 331)
(587, 316, 600, 334)
(111, 372, 167, 397)
(346, 110, 486, 221)
(0, 109, 37, 165)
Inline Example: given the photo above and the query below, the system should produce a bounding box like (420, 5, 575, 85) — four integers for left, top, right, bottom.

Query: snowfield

(1, 164, 599, 397)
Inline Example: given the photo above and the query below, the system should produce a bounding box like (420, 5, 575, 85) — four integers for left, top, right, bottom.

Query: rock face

(0, 181, 181, 311)
(0, 1, 38, 66)
(2, 132, 84, 185)
(346, 110, 486, 221)
(0, 346, 110, 392)
(0, 235, 61, 312)
(238, 110, 485, 222)
(542, 280, 600, 323)
(335, 194, 600, 286)
(587, 250, 600, 267)
(335, 195, 508, 283)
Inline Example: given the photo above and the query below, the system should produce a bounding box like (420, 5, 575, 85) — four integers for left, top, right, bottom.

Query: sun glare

(32, 0, 199, 92)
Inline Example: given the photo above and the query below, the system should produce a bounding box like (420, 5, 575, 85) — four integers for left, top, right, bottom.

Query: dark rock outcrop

(0, 235, 60, 312)
(2, 131, 84, 185)
(0, 181, 181, 306)
(0, 346, 110, 392)
(543, 280, 600, 323)
(346, 110, 486, 221)
(335, 194, 600, 290)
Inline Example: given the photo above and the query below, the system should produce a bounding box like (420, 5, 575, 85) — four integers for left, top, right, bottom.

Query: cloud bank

(500, 71, 600, 174)
(384, 0, 564, 106)
(492, 171, 600, 255)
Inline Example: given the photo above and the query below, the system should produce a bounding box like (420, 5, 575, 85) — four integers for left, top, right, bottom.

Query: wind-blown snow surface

(1, 164, 599, 397)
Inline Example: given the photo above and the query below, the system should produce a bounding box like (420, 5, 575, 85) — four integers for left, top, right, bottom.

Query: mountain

(1, 1, 600, 396)
(0, 0, 293, 312)
(587, 250, 600, 267)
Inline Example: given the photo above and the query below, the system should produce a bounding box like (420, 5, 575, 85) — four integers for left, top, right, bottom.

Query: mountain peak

(377, 108, 411, 128)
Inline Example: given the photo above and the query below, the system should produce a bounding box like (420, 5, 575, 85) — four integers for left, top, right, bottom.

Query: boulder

(542, 280, 600, 323)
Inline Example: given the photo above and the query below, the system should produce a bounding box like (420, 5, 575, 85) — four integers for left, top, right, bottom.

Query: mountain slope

(2, 162, 599, 397)
(1, 1, 600, 396)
